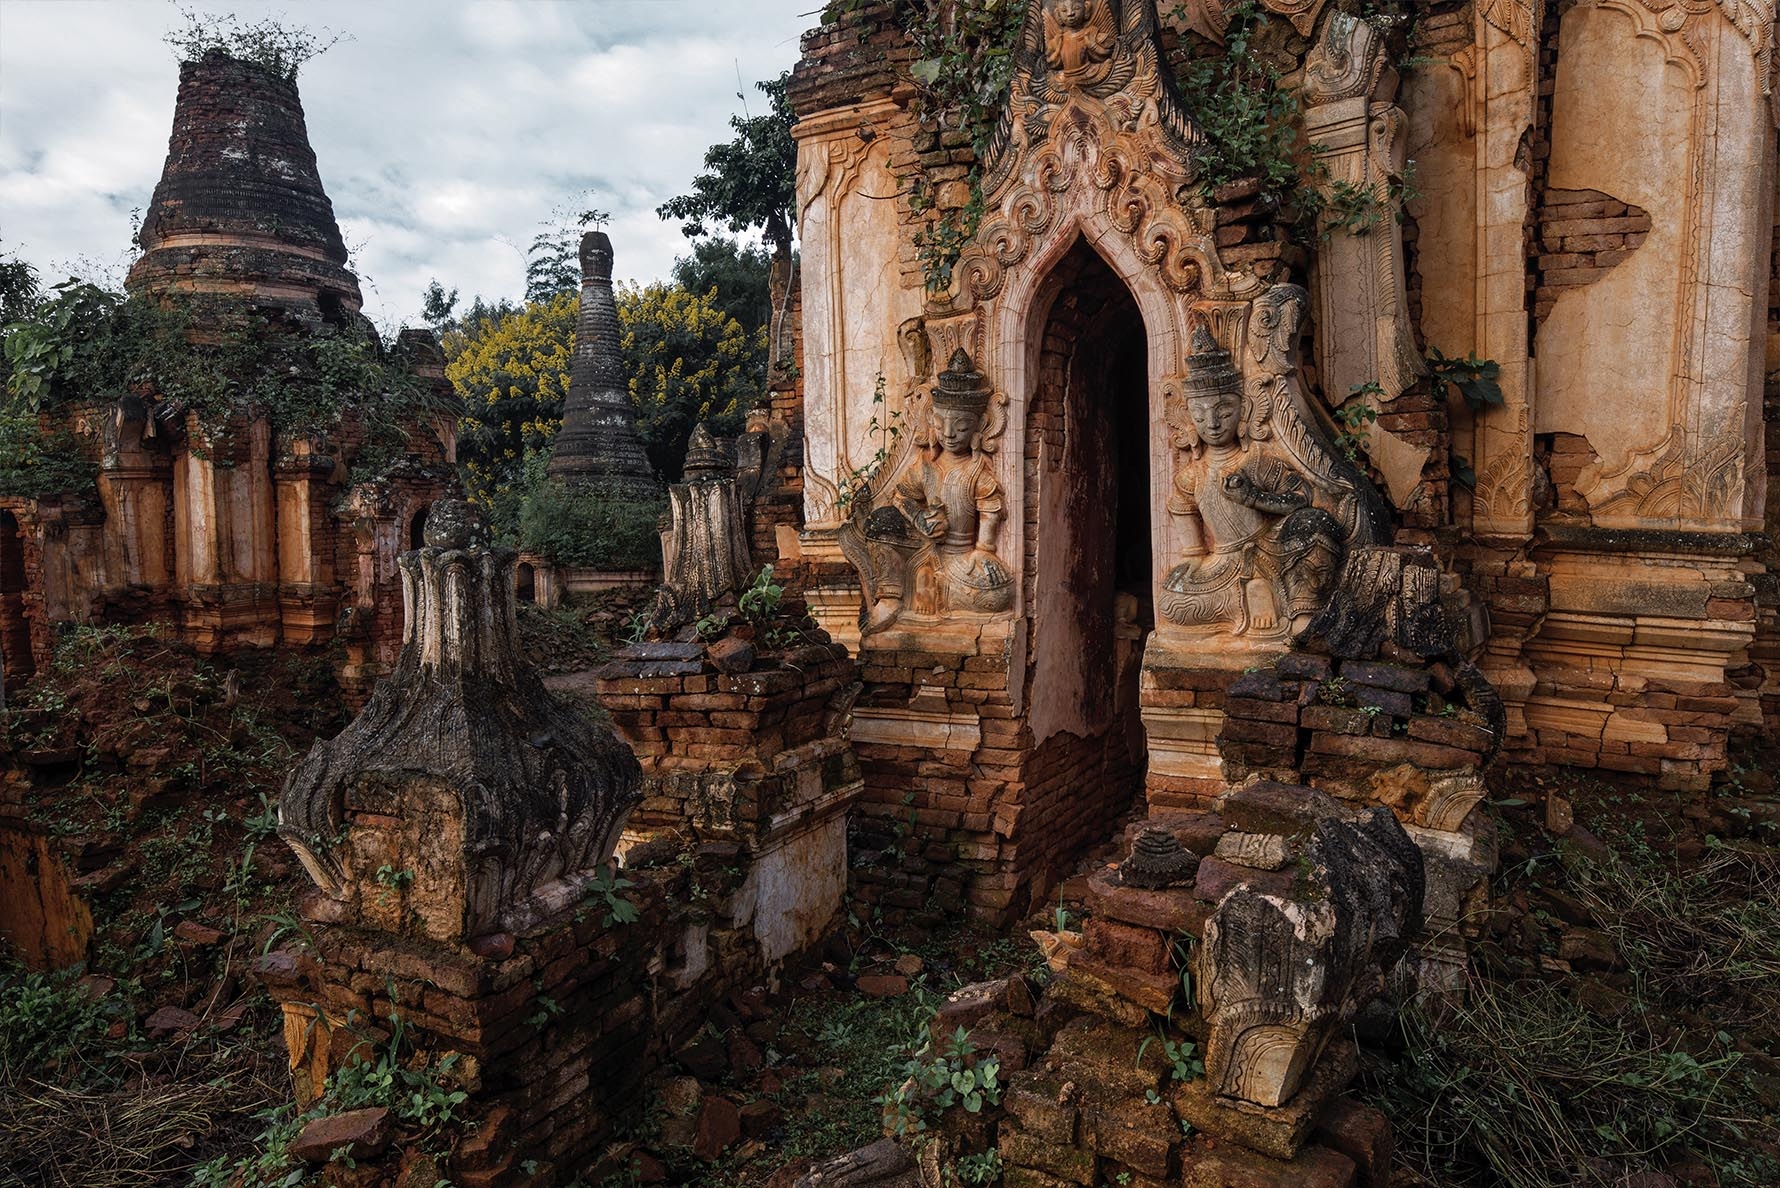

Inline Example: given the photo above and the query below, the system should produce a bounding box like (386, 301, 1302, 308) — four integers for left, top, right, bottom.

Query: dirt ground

(2, 616, 1776, 1188)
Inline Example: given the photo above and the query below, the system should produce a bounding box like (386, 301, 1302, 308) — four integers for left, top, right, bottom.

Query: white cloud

(0, 0, 815, 330)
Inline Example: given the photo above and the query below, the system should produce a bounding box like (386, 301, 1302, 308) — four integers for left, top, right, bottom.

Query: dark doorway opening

(409, 505, 430, 551)
(515, 563, 536, 604)
(1026, 239, 1152, 839)
(0, 510, 33, 681)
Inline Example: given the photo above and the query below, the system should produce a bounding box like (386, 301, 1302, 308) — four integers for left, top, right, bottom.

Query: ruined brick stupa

(125, 48, 363, 326)
(545, 231, 661, 497)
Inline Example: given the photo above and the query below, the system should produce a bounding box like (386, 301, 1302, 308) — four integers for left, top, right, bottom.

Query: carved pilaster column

(1303, 13, 1424, 406)
(1467, 0, 1541, 539)
(1303, 12, 1432, 511)
(273, 433, 338, 646)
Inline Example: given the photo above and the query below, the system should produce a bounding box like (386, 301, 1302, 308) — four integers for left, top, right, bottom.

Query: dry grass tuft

(0, 1072, 278, 1188)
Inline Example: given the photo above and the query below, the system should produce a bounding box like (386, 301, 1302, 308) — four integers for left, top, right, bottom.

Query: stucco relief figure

(839, 349, 1013, 634)
(1159, 324, 1346, 639)
(1043, 0, 1119, 90)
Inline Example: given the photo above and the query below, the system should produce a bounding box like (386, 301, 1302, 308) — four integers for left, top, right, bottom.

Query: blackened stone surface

(127, 50, 362, 322)
(547, 231, 660, 497)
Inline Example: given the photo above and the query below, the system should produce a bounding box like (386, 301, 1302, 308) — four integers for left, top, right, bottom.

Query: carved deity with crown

(1042, 0, 1119, 90)
(839, 349, 1014, 634)
(1159, 323, 1349, 641)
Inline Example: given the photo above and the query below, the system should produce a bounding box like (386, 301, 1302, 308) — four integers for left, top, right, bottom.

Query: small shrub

(191, 1004, 470, 1187)
(880, 1025, 1003, 1137)
(517, 480, 663, 570)
(0, 961, 122, 1086)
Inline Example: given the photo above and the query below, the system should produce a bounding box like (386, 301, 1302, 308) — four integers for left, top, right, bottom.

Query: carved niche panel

(798, 102, 926, 529)
(1537, 0, 1776, 529)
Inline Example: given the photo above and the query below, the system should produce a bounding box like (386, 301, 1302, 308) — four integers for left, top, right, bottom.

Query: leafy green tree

(524, 231, 581, 304)
(671, 238, 773, 339)
(658, 73, 797, 264)
(0, 248, 38, 325)
(0, 248, 42, 397)
(617, 281, 763, 479)
(420, 280, 459, 332)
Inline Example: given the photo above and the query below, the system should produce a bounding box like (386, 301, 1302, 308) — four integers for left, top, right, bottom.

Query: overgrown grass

(190, 1005, 472, 1188)
(773, 988, 938, 1161)
(0, 962, 126, 1087)
(1378, 979, 1759, 1186)
(1371, 780, 1780, 1187)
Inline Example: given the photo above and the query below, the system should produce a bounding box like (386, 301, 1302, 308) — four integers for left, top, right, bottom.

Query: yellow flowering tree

(443, 292, 575, 508)
(616, 281, 764, 478)
(444, 281, 765, 539)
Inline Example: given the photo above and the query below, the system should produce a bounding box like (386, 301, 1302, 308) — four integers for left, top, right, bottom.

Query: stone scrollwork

(1581, 423, 1748, 524)
(1158, 287, 1387, 642)
(1603, 0, 1777, 94)
(950, 0, 1257, 312)
(1302, 10, 1390, 104)
(839, 350, 1014, 635)
(1164, 0, 1332, 41)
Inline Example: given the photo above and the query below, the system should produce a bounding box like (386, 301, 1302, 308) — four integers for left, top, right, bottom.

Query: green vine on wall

(1, 280, 449, 491)
(1172, 0, 1419, 239)
(1172, 0, 1304, 205)
(903, 0, 1026, 291)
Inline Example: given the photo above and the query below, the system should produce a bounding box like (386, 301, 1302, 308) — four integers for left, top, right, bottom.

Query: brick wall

(1532, 189, 1652, 324)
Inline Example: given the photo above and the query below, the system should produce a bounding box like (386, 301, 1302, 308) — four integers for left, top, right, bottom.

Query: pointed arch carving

(934, 0, 1266, 319)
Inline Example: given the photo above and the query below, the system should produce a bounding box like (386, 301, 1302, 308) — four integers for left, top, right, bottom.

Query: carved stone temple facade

(775, 0, 1780, 920)
(0, 50, 456, 683)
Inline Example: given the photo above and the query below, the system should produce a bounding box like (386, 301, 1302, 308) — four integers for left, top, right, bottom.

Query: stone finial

(1196, 806, 1423, 1108)
(579, 230, 614, 282)
(278, 498, 642, 944)
(1118, 827, 1200, 889)
(680, 424, 733, 483)
(651, 425, 752, 632)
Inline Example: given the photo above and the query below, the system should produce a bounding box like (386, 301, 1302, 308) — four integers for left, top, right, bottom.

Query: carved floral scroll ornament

(942, 0, 1262, 312)
(1604, 0, 1777, 94)
(1164, 0, 1332, 42)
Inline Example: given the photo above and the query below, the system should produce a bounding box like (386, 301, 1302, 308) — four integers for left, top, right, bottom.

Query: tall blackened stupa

(546, 231, 660, 497)
(125, 48, 362, 328)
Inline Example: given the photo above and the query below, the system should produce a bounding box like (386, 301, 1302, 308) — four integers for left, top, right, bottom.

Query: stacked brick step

(1220, 652, 1498, 813)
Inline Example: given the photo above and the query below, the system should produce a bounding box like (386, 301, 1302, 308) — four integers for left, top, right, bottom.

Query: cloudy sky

(0, 0, 819, 331)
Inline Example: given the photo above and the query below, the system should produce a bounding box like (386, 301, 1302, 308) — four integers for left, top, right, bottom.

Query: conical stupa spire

(547, 231, 660, 497)
(126, 49, 362, 327)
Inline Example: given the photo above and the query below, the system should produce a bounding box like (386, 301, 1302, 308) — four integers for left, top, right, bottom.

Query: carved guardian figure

(1158, 288, 1388, 642)
(840, 349, 1014, 633)
(1160, 325, 1346, 638)
(1196, 806, 1424, 1108)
